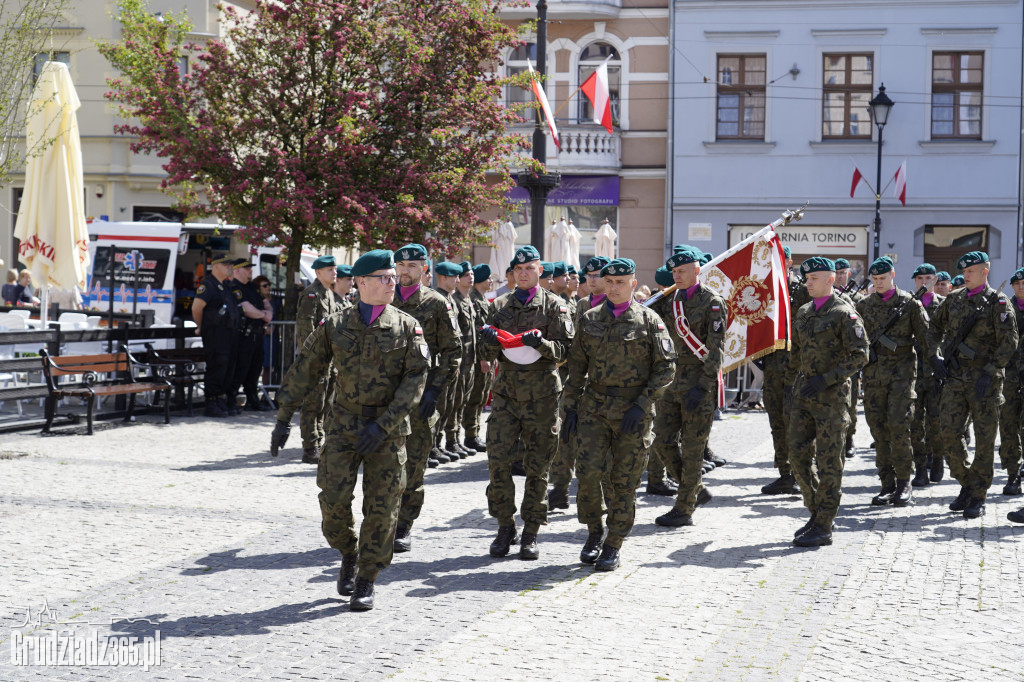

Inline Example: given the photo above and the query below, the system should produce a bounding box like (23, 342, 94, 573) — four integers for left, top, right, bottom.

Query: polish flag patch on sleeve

(414, 326, 424, 335)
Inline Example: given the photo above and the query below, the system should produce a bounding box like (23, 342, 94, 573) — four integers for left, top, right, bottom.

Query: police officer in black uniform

(228, 258, 272, 412)
(192, 255, 243, 417)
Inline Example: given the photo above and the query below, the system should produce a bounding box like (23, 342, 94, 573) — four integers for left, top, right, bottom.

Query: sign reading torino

(730, 225, 868, 255)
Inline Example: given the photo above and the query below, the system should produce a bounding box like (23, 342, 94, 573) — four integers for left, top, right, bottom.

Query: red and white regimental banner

(701, 226, 792, 374)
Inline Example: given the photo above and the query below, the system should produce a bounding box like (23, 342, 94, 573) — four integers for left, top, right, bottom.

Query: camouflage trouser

(847, 372, 860, 441)
(448, 347, 475, 440)
(464, 361, 493, 439)
(300, 378, 329, 450)
(911, 384, 942, 468)
(317, 410, 407, 581)
(435, 375, 457, 446)
(397, 410, 439, 529)
(485, 390, 559, 533)
(788, 378, 851, 527)
(574, 401, 652, 548)
(654, 373, 715, 516)
(762, 351, 792, 476)
(998, 378, 1022, 474)
(937, 369, 1004, 498)
(646, 446, 668, 485)
(548, 391, 573, 492)
(862, 369, 916, 486)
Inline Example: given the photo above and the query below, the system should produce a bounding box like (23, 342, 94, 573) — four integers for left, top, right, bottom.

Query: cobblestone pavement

(1, 406, 1023, 681)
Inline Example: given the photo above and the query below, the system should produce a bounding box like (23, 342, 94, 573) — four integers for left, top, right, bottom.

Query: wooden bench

(40, 346, 172, 435)
(142, 344, 206, 416)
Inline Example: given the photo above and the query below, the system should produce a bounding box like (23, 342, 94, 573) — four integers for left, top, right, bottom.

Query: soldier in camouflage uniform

(447, 261, 478, 458)
(463, 264, 495, 453)
(834, 258, 864, 458)
(788, 257, 869, 547)
(929, 251, 1018, 519)
(295, 255, 348, 464)
(998, 268, 1024, 496)
(270, 250, 429, 611)
(855, 257, 934, 507)
(934, 271, 953, 297)
(643, 266, 681, 497)
(652, 246, 727, 528)
(391, 244, 462, 552)
(563, 258, 676, 571)
(479, 245, 574, 560)
(908, 263, 947, 486)
(432, 262, 467, 463)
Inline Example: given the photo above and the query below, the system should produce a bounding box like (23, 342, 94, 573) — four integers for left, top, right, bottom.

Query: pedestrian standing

(191, 255, 242, 417)
(228, 259, 274, 412)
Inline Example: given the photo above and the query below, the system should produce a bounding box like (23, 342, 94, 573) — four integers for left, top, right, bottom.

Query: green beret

(957, 251, 989, 271)
(1011, 268, 1024, 284)
(783, 246, 791, 258)
(513, 245, 540, 264)
(459, 261, 472, 276)
(601, 258, 636, 277)
(567, 264, 577, 275)
(312, 254, 336, 271)
(654, 266, 674, 288)
(505, 263, 514, 274)
(936, 271, 951, 282)
(912, 263, 936, 277)
(351, 250, 394, 277)
(868, 257, 894, 276)
(540, 261, 554, 278)
(952, 275, 965, 286)
(211, 254, 234, 265)
(701, 252, 713, 266)
(472, 264, 491, 281)
(395, 244, 428, 262)
(552, 261, 568, 277)
(232, 258, 252, 269)
(435, 261, 462, 277)
(583, 256, 610, 274)
(800, 257, 835, 274)
(672, 244, 687, 253)
(336, 264, 353, 278)
(666, 246, 701, 270)
(834, 258, 851, 270)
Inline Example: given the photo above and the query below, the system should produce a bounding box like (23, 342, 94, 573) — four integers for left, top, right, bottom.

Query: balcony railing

(513, 123, 621, 170)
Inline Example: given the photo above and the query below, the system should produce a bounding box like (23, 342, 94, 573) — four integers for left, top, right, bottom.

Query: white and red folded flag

(850, 167, 864, 198)
(526, 61, 560, 150)
(893, 160, 907, 206)
(580, 56, 614, 134)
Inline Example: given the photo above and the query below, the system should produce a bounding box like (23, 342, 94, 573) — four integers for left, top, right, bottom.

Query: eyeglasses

(362, 274, 398, 284)
(260, 284, 271, 288)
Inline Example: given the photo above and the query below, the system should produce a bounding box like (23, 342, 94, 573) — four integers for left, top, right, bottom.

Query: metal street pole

(874, 123, 883, 263)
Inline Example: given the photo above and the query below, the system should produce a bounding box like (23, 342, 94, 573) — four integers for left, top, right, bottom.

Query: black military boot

(655, 508, 693, 527)
(337, 554, 357, 596)
(464, 436, 487, 453)
(930, 455, 945, 483)
(519, 532, 539, 560)
(594, 544, 620, 572)
(704, 447, 727, 467)
(844, 434, 855, 458)
(871, 484, 897, 506)
(427, 453, 440, 469)
(912, 460, 931, 488)
(548, 487, 569, 510)
(696, 487, 713, 507)
(893, 479, 913, 507)
(1002, 468, 1022, 496)
(579, 530, 604, 564)
(963, 496, 985, 520)
(432, 446, 451, 464)
(223, 396, 241, 416)
(1007, 507, 1024, 523)
(204, 399, 228, 418)
(793, 523, 833, 547)
(510, 460, 527, 477)
(701, 460, 715, 475)
(350, 577, 375, 611)
(393, 525, 412, 553)
(949, 486, 970, 512)
(489, 525, 519, 558)
(448, 439, 471, 459)
(302, 446, 320, 464)
(646, 479, 678, 496)
(761, 474, 800, 495)
(794, 512, 818, 538)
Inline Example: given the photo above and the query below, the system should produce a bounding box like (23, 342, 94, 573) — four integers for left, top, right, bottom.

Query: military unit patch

(662, 339, 672, 353)
(1002, 312, 1010, 322)
(713, 320, 723, 331)
(854, 327, 864, 338)
(419, 344, 430, 359)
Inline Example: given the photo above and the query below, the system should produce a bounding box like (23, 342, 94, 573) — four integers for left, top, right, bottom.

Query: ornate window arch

(504, 42, 537, 108)
(577, 42, 621, 127)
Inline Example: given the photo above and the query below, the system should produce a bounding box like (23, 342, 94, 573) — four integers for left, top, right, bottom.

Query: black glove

(684, 387, 706, 411)
(270, 420, 291, 457)
(800, 375, 827, 399)
(929, 355, 948, 381)
(561, 410, 578, 444)
(417, 387, 440, 420)
(481, 326, 500, 346)
(521, 330, 543, 348)
(355, 422, 387, 456)
(620, 404, 645, 434)
(975, 373, 993, 401)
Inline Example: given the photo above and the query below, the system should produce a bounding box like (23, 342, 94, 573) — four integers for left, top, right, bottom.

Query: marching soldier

(562, 258, 676, 571)
(789, 257, 869, 546)
(855, 257, 934, 507)
(931, 251, 1018, 519)
(448, 261, 478, 458)
(463, 264, 495, 453)
(432, 261, 466, 463)
(652, 245, 727, 528)
(998, 267, 1024, 496)
(909, 263, 947, 485)
(270, 250, 429, 611)
(192, 255, 242, 418)
(643, 266, 681, 496)
(391, 244, 462, 551)
(294, 255, 347, 464)
(479, 245, 574, 560)
(934, 271, 953, 296)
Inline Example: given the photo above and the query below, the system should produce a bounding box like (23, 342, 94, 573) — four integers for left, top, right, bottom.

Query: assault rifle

(939, 280, 1007, 376)
(867, 286, 927, 363)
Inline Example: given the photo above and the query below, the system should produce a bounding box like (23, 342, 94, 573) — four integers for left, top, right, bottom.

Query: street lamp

(869, 83, 894, 262)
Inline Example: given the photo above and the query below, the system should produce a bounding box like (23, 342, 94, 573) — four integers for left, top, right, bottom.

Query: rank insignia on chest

(196, 285, 206, 295)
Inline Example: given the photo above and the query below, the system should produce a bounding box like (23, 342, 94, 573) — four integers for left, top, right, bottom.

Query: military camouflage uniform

(911, 292, 946, 470)
(449, 289, 477, 446)
(464, 289, 495, 442)
(839, 287, 866, 447)
(998, 298, 1024, 478)
(434, 288, 463, 450)
(932, 285, 1018, 501)
(652, 283, 728, 516)
(764, 274, 810, 477)
(481, 288, 574, 534)
(391, 285, 462, 529)
(549, 293, 596, 495)
(276, 305, 429, 580)
(788, 294, 869, 527)
(565, 301, 676, 547)
(295, 279, 347, 452)
(856, 288, 933, 488)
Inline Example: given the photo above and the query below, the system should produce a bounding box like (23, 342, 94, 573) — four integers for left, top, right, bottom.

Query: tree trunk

(280, 232, 305, 372)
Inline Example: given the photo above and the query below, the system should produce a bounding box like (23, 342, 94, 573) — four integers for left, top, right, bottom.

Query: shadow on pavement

(644, 539, 796, 570)
(181, 546, 339, 576)
(107, 599, 348, 639)
(175, 448, 312, 472)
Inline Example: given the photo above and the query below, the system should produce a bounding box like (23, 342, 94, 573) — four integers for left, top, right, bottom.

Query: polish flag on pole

(893, 160, 907, 206)
(580, 56, 614, 134)
(850, 167, 864, 198)
(526, 61, 560, 151)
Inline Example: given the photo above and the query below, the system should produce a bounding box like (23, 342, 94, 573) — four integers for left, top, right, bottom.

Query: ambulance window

(260, 254, 288, 290)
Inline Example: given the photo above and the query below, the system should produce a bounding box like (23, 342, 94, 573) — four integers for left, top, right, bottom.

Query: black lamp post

(869, 83, 894, 262)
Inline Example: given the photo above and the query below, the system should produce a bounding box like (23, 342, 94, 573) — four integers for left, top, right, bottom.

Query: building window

(178, 56, 189, 78)
(577, 42, 620, 126)
(506, 42, 537, 108)
(32, 51, 70, 83)
(822, 53, 873, 139)
(716, 54, 765, 140)
(931, 52, 983, 139)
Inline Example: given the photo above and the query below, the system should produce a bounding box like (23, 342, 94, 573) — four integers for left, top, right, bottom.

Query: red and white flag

(580, 56, 614, 134)
(526, 61, 560, 151)
(893, 160, 907, 206)
(850, 167, 864, 198)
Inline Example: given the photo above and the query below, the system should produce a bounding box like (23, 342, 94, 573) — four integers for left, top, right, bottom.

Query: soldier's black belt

(587, 383, 644, 400)
(337, 400, 389, 418)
